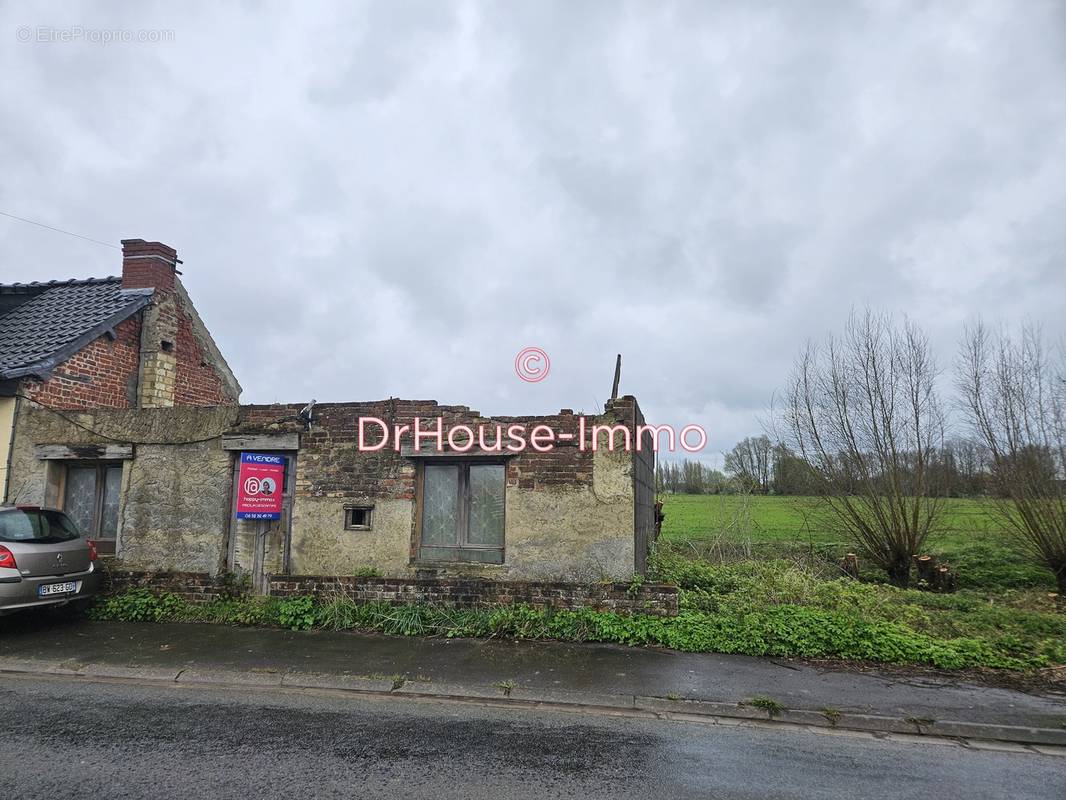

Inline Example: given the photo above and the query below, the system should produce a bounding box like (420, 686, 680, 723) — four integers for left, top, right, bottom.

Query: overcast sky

(2, 1, 1064, 465)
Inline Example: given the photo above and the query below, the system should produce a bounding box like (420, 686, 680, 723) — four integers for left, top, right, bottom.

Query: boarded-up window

(419, 463, 504, 563)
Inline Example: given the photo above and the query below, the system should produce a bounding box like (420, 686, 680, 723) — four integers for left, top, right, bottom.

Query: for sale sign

(236, 452, 286, 520)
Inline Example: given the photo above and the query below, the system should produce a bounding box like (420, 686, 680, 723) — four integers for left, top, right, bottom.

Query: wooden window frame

(62, 461, 122, 555)
(343, 505, 374, 531)
(413, 459, 506, 564)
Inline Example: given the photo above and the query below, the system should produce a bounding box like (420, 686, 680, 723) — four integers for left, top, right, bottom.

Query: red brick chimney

(121, 239, 179, 292)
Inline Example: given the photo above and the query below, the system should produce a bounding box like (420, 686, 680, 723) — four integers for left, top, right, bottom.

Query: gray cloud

(2, 0, 1064, 465)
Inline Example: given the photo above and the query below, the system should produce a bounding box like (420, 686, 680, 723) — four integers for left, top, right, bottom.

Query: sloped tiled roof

(0, 277, 153, 379)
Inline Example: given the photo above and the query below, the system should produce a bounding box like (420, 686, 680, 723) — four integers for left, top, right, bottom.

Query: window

(63, 463, 122, 555)
(0, 509, 81, 544)
(344, 505, 373, 530)
(418, 462, 505, 564)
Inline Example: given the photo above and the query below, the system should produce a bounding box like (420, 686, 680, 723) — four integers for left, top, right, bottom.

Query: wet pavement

(1, 672, 1062, 800)
(1, 613, 1063, 731)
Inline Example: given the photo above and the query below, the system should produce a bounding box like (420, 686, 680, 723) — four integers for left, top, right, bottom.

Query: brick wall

(104, 569, 679, 616)
(269, 575, 679, 616)
(20, 315, 142, 409)
(121, 238, 238, 409)
(105, 569, 229, 603)
(173, 301, 230, 405)
(236, 400, 619, 502)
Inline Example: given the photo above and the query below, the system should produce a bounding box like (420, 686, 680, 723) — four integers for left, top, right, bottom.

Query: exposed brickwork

(269, 575, 678, 615)
(103, 569, 678, 616)
(20, 315, 142, 409)
(105, 569, 229, 604)
(123, 240, 236, 409)
(235, 400, 641, 502)
(173, 299, 230, 405)
(16, 239, 237, 411)
(120, 239, 177, 292)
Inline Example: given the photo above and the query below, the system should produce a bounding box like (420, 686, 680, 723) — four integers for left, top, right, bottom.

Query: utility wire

(15, 393, 236, 446)
(0, 210, 119, 250)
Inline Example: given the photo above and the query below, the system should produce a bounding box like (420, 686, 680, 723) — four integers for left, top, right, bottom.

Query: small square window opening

(344, 506, 373, 530)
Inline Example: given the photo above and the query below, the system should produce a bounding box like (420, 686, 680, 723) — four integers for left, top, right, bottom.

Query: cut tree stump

(914, 555, 938, 585)
(841, 553, 860, 580)
(913, 554, 957, 593)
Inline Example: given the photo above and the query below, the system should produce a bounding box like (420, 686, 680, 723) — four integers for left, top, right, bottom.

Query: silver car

(0, 506, 102, 615)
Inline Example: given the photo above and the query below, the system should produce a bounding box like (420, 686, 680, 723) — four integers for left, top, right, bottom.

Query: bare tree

(957, 322, 1066, 593)
(781, 310, 946, 587)
(724, 435, 772, 493)
(940, 436, 991, 497)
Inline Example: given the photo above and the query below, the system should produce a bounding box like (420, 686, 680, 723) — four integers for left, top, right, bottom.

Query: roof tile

(0, 277, 152, 378)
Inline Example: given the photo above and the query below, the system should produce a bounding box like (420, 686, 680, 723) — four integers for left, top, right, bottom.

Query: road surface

(0, 673, 1060, 799)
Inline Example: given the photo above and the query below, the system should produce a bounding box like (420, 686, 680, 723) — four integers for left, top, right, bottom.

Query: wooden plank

(34, 444, 133, 460)
(400, 445, 516, 459)
(221, 434, 300, 451)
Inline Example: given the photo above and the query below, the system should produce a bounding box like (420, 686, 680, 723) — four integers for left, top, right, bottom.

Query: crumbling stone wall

(8, 394, 652, 583)
(6, 404, 238, 574)
(236, 397, 646, 580)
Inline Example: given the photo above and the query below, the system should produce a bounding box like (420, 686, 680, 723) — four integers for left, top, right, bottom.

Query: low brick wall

(104, 568, 230, 604)
(103, 569, 679, 617)
(268, 575, 679, 617)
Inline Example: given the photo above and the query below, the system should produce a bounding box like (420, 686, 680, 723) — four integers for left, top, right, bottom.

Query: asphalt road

(0, 674, 1060, 800)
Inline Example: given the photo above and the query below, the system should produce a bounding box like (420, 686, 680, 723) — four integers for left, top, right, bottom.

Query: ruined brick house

(3, 239, 662, 604)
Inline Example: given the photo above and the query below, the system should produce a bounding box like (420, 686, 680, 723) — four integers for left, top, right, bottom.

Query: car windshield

(0, 509, 82, 544)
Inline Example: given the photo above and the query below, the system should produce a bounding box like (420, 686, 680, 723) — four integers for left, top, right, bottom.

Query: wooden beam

(35, 443, 134, 460)
(610, 353, 622, 401)
(221, 434, 300, 452)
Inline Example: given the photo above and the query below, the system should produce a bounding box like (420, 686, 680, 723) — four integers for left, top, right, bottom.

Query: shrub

(277, 596, 317, 631)
(89, 589, 187, 623)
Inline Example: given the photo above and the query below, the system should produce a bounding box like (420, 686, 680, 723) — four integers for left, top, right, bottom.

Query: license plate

(38, 581, 78, 597)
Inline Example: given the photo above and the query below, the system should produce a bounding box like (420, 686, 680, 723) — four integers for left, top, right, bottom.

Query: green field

(646, 493, 1064, 671)
(658, 494, 1056, 590)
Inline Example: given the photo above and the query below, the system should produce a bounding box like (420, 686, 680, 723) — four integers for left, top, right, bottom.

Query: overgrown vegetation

(88, 479, 1065, 676)
(89, 549, 1065, 673)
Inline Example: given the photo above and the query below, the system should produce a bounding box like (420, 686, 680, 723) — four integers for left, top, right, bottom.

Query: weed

(821, 707, 841, 726)
(494, 679, 518, 697)
(626, 574, 646, 596)
(217, 571, 252, 601)
(666, 692, 681, 701)
(747, 696, 786, 717)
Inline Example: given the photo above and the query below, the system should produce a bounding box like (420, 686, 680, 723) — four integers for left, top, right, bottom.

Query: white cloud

(1, 0, 1063, 458)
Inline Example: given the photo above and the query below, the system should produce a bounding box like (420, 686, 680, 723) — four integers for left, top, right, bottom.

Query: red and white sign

(236, 452, 285, 520)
